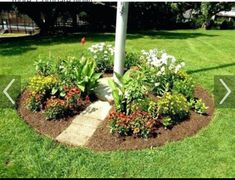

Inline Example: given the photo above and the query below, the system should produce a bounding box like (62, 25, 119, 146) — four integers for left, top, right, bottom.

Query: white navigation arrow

(3, 79, 16, 105)
(219, 78, 231, 105)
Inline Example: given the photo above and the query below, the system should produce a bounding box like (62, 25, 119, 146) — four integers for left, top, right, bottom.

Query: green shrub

(125, 51, 140, 69)
(28, 56, 99, 119)
(172, 76, 195, 99)
(162, 116, 172, 129)
(45, 106, 68, 120)
(147, 100, 158, 118)
(157, 92, 189, 121)
(34, 59, 53, 76)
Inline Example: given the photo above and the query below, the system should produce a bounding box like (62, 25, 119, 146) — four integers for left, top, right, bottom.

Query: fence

(0, 11, 39, 34)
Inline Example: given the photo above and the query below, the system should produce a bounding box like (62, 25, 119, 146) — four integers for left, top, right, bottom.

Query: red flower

(81, 37, 86, 45)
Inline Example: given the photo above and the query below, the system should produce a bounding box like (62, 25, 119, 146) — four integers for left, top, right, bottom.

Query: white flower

(154, 82, 160, 87)
(161, 53, 168, 65)
(157, 71, 162, 76)
(168, 55, 176, 63)
(124, 91, 129, 98)
(160, 66, 165, 73)
(175, 64, 182, 73)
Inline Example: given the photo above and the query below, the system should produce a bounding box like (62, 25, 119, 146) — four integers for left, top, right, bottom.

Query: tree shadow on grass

(127, 30, 218, 40)
(187, 62, 235, 74)
(0, 30, 218, 56)
(0, 46, 37, 56)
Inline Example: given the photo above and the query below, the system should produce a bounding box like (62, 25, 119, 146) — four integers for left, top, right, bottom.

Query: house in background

(215, 7, 235, 21)
(0, 10, 39, 34)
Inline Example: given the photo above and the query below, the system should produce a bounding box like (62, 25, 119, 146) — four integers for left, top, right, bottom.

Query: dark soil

(86, 86, 215, 151)
(17, 90, 88, 138)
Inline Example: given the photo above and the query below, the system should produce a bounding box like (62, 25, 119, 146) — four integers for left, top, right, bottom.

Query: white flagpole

(113, 1, 129, 80)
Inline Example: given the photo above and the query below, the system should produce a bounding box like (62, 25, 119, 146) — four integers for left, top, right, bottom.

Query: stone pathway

(56, 78, 113, 147)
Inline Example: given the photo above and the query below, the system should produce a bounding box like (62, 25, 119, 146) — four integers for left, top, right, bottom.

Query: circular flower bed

(18, 42, 214, 150)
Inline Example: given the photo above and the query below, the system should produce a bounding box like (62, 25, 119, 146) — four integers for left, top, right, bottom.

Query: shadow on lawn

(188, 62, 235, 74)
(0, 30, 218, 56)
(127, 30, 218, 40)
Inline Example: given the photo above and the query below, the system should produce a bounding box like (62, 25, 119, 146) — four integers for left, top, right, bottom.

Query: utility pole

(113, 1, 129, 80)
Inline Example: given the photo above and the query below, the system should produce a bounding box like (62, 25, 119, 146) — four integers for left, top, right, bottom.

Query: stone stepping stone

(56, 100, 112, 146)
(56, 122, 91, 146)
(80, 100, 112, 120)
(94, 77, 113, 102)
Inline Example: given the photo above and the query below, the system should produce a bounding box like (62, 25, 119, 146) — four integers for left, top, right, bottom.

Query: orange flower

(133, 128, 140, 134)
(81, 37, 86, 45)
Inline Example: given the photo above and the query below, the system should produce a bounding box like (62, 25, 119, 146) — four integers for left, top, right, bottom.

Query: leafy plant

(108, 70, 147, 115)
(157, 92, 189, 121)
(56, 56, 102, 94)
(172, 76, 195, 99)
(147, 100, 158, 118)
(125, 51, 140, 69)
(34, 59, 53, 76)
(189, 98, 208, 114)
(26, 94, 44, 112)
(162, 116, 172, 129)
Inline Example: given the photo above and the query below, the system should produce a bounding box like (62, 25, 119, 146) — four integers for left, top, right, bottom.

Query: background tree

(200, 2, 233, 28)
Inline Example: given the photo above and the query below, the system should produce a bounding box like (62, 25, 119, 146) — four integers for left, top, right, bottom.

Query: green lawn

(0, 29, 235, 178)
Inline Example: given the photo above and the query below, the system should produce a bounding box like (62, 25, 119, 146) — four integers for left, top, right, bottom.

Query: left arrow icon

(3, 79, 16, 105)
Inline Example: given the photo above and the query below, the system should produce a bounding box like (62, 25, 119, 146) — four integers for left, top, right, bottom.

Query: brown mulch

(17, 90, 86, 138)
(85, 86, 215, 151)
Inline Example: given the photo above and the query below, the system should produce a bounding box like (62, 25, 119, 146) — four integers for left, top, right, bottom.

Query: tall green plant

(108, 70, 148, 115)
(53, 56, 102, 95)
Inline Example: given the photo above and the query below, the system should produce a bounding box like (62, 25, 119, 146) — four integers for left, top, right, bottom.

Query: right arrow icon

(219, 78, 231, 105)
